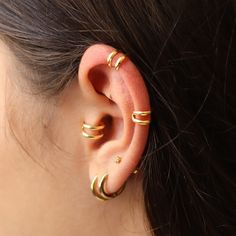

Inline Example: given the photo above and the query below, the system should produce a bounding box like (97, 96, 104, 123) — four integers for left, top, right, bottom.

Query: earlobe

(78, 44, 151, 200)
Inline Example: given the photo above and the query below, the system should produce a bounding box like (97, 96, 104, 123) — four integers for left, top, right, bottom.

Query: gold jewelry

(98, 174, 126, 200)
(90, 174, 126, 201)
(107, 50, 119, 67)
(114, 55, 127, 70)
(82, 122, 105, 140)
(132, 111, 151, 125)
(107, 50, 127, 70)
(133, 169, 139, 175)
(90, 175, 107, 201)
(115, 156, 122, 164)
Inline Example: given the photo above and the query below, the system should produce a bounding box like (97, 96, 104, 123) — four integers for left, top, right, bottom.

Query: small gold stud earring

(115, 156, 122, 164)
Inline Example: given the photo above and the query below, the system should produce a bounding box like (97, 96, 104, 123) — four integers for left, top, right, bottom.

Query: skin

(0, 40, 151, 236)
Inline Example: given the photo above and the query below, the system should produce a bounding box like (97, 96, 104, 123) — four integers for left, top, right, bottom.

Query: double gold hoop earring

(91, 174, 126, 201)
(132, 111, 151, 126)
(82, 122, 105, 140)
(107, 50, 127, 70)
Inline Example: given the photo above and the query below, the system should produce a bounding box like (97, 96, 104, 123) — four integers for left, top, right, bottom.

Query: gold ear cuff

(91, 174, 126, 201)
(82, 122, 105, 140)
(107, 50, 127, 70)
(132, 111, 151, 125)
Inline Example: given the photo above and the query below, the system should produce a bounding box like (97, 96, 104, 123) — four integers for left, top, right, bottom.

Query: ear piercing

(91, 174, 126, 201)
(82, 122, 105, 140)
(82, 109, 151, 140)
(115, 156, 122, 164)
(81, 109, 151, 140)
(90, 175, 107, 201)
(82, 109, 151, 141)
(132, 111, 151, 125)
(107, 50, 127, 70)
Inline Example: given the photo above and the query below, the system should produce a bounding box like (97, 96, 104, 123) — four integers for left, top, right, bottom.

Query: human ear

(78, 44, 151, 198)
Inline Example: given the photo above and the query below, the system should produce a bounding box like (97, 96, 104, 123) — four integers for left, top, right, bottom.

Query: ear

(78, 44, 151, 194)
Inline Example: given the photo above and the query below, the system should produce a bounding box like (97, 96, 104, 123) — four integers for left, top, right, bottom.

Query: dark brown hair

(0, 1, 236, 235)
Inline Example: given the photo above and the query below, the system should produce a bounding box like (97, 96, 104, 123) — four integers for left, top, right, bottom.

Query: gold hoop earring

(107, 50, 127, 70)
(98, 174, 126, 200)
(132, 111, 151, 125)
(82, 122, 105, 140)
(114, 55, 127, 70)
(90, 175, 107, 201)
(107, 50, 119, 67)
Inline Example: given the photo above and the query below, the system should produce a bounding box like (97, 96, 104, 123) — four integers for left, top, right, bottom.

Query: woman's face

(0, 41, 93, 235)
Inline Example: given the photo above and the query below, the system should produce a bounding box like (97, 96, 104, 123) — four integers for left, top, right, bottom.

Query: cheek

(0, 54, 9, 144)
(0, 76, 6, 137)
(0, 42, 16, 142)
